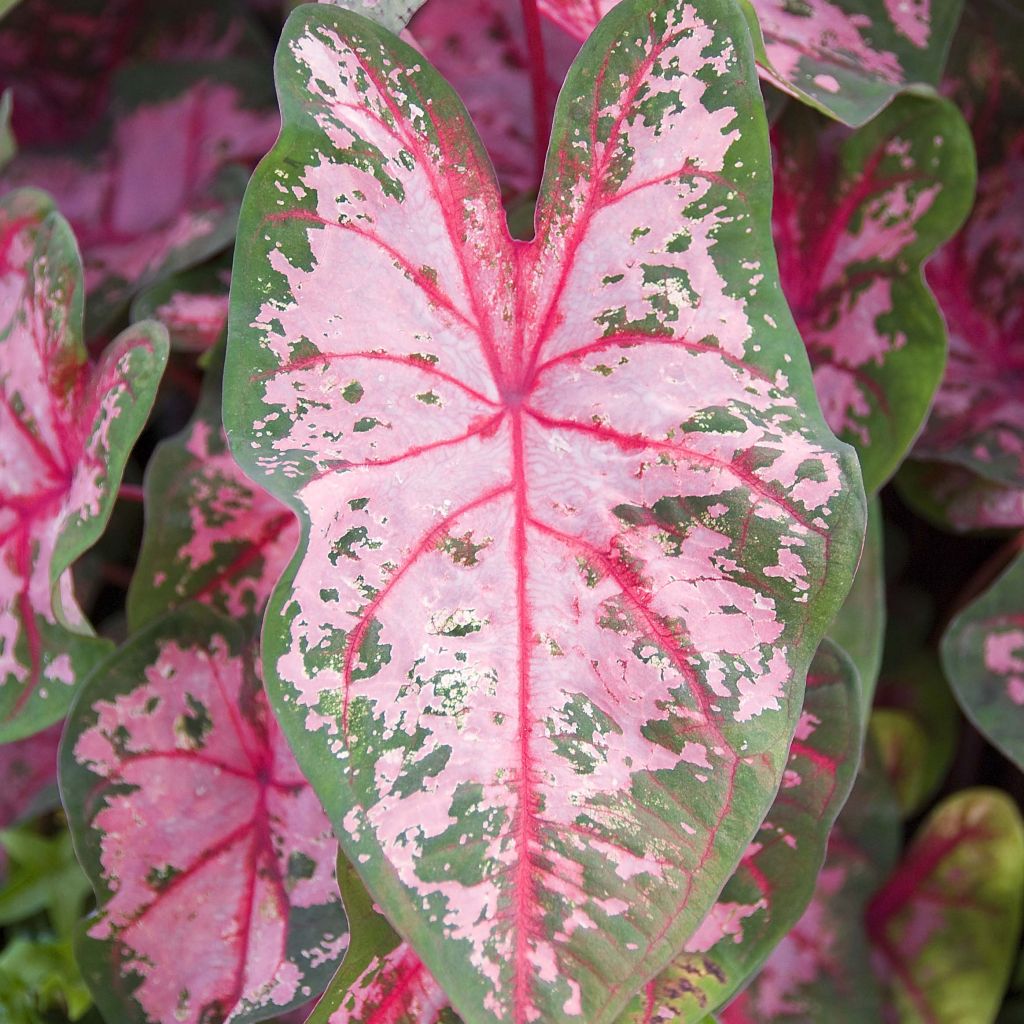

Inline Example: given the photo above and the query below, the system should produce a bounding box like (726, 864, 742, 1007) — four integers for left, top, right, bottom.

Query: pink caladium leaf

(536, 0, 963, 126)
(130, 255, 231, 354)
(772, 95, 974, 493)
(224, 3, 865, 1021)
(305, 641, 861, 1024)
(720, 744, 901, 1023)
(941, 548, 1024, 773)
(866, 789, 1024, 1024)
(0, 189, 168, 742)
(0, 60, 278, 336)
(60, 605, 347, 1024)
(127, 343, 298, 633)
(0, 721, 61, 831)
(897, 461, 1024, 533)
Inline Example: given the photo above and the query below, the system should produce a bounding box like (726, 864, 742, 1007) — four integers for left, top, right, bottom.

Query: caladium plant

(0, 0, 1018, 1020)
(0, 188, 167, 742)
(225, 2, 865, 1021)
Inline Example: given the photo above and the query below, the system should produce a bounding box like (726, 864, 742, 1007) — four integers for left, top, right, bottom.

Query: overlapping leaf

(61, 605, 346, 1024)
(0, 189, 167, 742)
(537, 0, 962, 126)
(306, 641, 862, 1024)
(908, 7, 1024, 529)
(0, 60, 277, 335)
(226, 3, 864, 1021)
(942, 549, 1024, 772)
(719, 745, 901, 1022)
(130, 257, 231, 354)
(0, 723, 61, 838)
(771, 95, 973, 493)
(867, 789, 1024, 1023)
(128, 343, 297, 632)
(897, 461, 1024, 533)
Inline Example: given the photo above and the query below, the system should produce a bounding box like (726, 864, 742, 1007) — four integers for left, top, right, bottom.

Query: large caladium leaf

(127, 343, 297, 633)
(130, 256, 231, 354)
(306, 641, 862, 1024)
(225, 3, 865, 1021)
(0, 61, 278, 335)
(867, 789, 1024, 1023)
(537, 0, 962, 126)
(942, 549, 1024, 772)
(0, 189, 168, 742)
(720, 744, 901, 1023)
(60, 605, 346, 1024)
(772, 95, 973, 493)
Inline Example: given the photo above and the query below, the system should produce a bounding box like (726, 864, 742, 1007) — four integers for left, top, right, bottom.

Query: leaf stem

(118, 482, 145, 503)
(520, 0, 550, 189)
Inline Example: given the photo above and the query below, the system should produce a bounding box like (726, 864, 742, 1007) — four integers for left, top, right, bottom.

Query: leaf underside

(225, 3, 864, 1022)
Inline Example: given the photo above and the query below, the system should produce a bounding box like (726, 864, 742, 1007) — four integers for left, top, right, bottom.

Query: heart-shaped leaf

(537, 0, 962, 126)
(0, 61, 278, 335)
(772, 95, 974, 493)
(0, 189, 168, 742)
(130, 256, 231, 354)
(306, 640, 862, 1024)
(225, 4, 865, 1020)
(127, 343, 298, 633)
(942, 549, 1024, 772)
(60, 604, 347, 1024)
(719, 743, 901, 1022)
(867, 789, 1024, 1024)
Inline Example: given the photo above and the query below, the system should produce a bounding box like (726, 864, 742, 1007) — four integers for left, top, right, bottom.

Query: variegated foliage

(0, 59, 277, 335)
(61, 606, 346, 1024)
(0, 189, 167, 742)
(772, 95, 974, 493)
(306, 641, 862, 1024)
(942, 548, 1024, 772)
(537, 0, 963, 126)
(225, 4, 864, 1022)
(719, 745, 902, 1022)
(128, 343, 298, 633)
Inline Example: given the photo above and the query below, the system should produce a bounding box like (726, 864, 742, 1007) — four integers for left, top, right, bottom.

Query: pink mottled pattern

(72, 634, 342, 1024)
(409, 0, 578, 200)
(0, 197, 159, 716)
(0, 81, 277, 312)
(240, 5, 856, 1021)
(326, 944, 448, 1023)
(917, 140, 1024, 486)
(984, 628, 1024, 706)
(154, 289, 229, 352)
(884, 0, 931, 46)
(176, 418, 298, 619)
(772, 121, 940, 449)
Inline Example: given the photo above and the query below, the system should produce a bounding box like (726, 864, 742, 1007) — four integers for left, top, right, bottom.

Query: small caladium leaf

(60, 604, 347, 1024)
(0, 189, 168, 742)
(825, 496, 885, 712)
(941, 549, 1024, 772)
(130, 256, 231, 354)
(537, 0, 963, 126)
(897, 461, 1024, 533)
(772, 95, 973, 493)
(225, 4, 865, 1021)
(0, 61, 278, 335)
(0, 722, 61, 834)
(306, 856, 452, 1024)
(720, 744, 901, 1023)
(614, 639, 862, 1023)
(127, 343, 298, 633)
(867, 789, 1024, 1024)
(408, 0, 579, 203)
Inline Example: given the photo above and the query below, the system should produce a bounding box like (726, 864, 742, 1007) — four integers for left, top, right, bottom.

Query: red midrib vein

(511, 408, 541, 1024)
